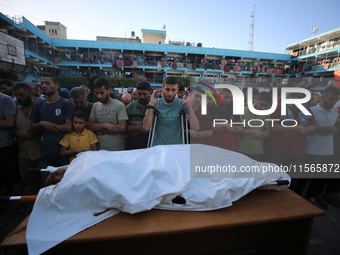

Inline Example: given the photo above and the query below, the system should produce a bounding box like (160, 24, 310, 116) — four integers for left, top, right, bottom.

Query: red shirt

(268, 103, 315, 156)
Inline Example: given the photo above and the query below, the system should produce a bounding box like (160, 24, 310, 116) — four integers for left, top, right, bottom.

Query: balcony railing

(311, 62, 340, 71)
(284, 61, 340, 75)
(53, 55, 290, 75)
(26, 44, 53, 62)
(55, 59, 288, 74)
(11, 15, 24, 24)
(294, 41, 340, 57)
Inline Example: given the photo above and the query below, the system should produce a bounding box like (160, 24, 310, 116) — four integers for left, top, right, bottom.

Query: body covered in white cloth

(27, 144, 290, 255)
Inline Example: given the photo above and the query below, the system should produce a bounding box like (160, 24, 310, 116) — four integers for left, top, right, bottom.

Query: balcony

(293, 41, 340, 57)
(26, 44, 53, 62)
(54, 54, 289, 76)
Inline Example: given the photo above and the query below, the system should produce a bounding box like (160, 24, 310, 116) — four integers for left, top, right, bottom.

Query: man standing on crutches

(143, 76, 199, 147)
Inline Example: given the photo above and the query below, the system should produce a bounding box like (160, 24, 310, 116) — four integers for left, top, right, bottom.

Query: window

(7, 44, 17, 56)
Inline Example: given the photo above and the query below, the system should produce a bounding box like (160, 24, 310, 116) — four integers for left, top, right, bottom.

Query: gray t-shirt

(90, 100, 128, 151)
(0, 94, 16, 148)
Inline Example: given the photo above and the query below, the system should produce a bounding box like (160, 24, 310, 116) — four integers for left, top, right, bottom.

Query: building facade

(286, 28, 340, 78)
(0, 12, 339, 87)
(38, 21, 67, 40)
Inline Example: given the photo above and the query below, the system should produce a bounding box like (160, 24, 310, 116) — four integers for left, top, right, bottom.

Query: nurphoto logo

(199, 84, 311, 128)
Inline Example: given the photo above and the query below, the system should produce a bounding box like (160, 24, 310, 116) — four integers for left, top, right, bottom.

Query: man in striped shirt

(125, 81, 152, 149)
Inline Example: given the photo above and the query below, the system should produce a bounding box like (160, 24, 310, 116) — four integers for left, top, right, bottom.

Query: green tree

(106, 77, 140, 88)
(175, 76, 193, 87)
(60, 77, 87, 90)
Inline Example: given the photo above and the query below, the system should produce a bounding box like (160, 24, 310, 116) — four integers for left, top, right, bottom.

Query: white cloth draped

(27, 144, 290, 255)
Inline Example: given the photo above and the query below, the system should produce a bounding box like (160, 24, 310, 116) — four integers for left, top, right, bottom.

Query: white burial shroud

(26, 144, 290, 255)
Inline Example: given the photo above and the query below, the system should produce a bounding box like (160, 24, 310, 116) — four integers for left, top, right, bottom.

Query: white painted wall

(0, 32, 25, 65)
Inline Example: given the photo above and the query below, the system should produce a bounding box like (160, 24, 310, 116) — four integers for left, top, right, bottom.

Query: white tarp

(26, 144, 290, 255)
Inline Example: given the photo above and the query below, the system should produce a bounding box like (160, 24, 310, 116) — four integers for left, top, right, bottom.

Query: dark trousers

(0, 143, 21, 195)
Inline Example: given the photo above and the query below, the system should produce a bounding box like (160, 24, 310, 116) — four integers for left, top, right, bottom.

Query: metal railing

(296, 41, 340, 57)
(26, 45, 53, 62)
(10, 15, 24, 24)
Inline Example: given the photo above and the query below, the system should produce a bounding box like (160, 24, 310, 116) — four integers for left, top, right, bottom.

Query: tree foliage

(175, 76, 193, 87)
(59, 76, 142, 90)
(106, 77, 140, 88)
(59, 77, 87, 90)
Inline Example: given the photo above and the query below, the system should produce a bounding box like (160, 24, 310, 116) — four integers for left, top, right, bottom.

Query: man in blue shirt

(30, 74, 74, 168)
(143, 76, 198, 146)
(0, 93, 21, 195)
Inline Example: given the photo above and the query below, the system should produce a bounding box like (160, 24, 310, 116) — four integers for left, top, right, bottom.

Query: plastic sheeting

(26, 144, 290, 255)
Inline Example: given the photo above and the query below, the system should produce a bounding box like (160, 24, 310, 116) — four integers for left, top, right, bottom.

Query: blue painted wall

(52, 38, 291, 61)
(1, 12, 290, 62)
(0, 13, 52, 44)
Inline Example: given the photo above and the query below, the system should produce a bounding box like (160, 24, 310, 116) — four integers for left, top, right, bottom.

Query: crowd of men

(1, 74, 340, 211)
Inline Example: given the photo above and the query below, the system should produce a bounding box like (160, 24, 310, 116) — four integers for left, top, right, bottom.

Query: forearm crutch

(179, 110, 189, 144)
(147, 110, 159, 148)
(185, 112, 189, 144)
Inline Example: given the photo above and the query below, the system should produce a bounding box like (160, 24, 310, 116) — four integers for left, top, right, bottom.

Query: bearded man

(30, 74, 74, 168)
(13, 83, 43, 194)
(125, 81, 152, 149)
(87, 78, 128, 151)
(143, 76, 198, 146)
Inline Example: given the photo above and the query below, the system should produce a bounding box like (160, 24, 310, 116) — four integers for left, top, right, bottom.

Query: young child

(60, 110, 98, 163)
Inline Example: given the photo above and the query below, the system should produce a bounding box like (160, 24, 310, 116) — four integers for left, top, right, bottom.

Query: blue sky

(1, 0, 339, 54)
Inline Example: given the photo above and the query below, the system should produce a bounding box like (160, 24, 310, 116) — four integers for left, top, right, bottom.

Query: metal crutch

(185, 113, 189, 144)
(179, 110, 185, 144)
(147, 110, 159, 148)
(179, 110, 189, 144)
